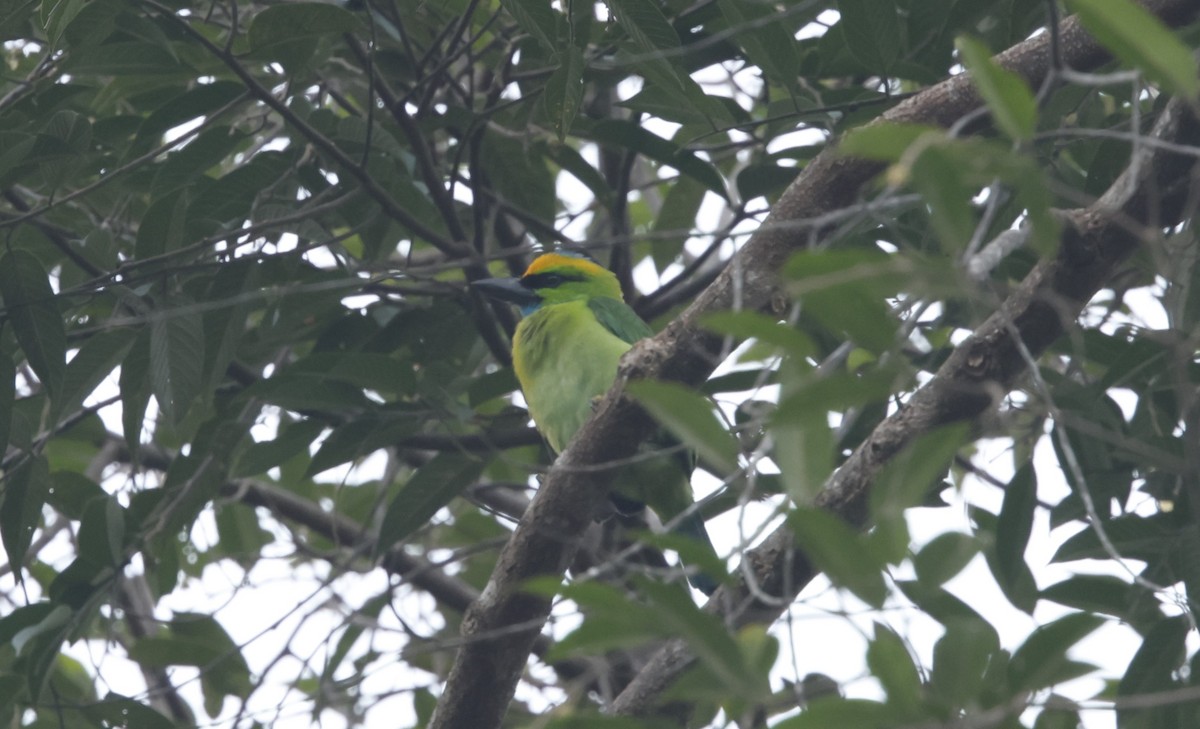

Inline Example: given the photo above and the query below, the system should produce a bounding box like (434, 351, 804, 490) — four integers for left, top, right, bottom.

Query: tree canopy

(1, 0, 1200, 727)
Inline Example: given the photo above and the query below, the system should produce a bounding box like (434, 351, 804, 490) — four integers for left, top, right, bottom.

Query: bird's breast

(512, 302, 632, 453)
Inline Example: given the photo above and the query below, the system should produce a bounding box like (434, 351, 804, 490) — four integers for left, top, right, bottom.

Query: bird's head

(472, 252, 622, 315)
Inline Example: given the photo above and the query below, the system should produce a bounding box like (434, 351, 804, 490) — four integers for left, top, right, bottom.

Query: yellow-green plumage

(512, 300, 632, 453)
(474, 252, 718, 594)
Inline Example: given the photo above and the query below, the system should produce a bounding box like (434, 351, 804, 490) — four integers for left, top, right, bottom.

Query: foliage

(0, 0, 1197, 727)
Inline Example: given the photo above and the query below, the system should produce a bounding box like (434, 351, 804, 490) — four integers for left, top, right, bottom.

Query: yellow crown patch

(523, 252, 607, 278)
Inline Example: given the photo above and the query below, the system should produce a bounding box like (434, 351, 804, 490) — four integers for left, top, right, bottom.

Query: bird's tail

(672, 511, 720, 596)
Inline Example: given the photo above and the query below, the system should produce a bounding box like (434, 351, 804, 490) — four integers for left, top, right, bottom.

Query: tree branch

(429, 2, 1200, 726)
(612, 91, 1200, 717)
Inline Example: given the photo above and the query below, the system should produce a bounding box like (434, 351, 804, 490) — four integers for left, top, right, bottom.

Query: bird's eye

(542, 274, 564, 287)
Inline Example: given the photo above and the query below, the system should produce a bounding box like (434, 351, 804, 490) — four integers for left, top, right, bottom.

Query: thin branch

(142, 0, 472, 260)
(343, 35, 468, 244)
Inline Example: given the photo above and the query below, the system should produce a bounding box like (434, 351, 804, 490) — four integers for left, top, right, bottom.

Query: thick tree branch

(612, 92, 1200, 717)
(430, 2, 1200, 726)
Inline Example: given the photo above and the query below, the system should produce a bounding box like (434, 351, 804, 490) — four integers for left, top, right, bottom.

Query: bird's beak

(471, 276, 541, 308)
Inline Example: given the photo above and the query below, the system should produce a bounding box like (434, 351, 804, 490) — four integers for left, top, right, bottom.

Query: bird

(473, 250, 719, 595)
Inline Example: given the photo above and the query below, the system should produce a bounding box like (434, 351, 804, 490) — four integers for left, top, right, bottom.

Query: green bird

(474, 251, 719, 595)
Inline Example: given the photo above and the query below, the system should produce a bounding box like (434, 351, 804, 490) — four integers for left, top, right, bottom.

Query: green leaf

(0, 456, 50, 579)
(319, 590, 391, 689)
(774, 364, 907, 420)
(479, 131, 556, 226)
(232, 419, 326, 478)
(501, 0, 560, 52)
(840, 123, 943, 162)
(41, 0, 88, 49)
(546, 143, 612, 204)
(0, 132, 34, 187)
(785, 249, 911, 353)
(1067, 0, 1199, 99)
(736, 163, 800, 201)
(774, 697, 894, 729)
(543, 581, 675, 655)
(201, 259, 258, 397)
(637, 530, 729, 592)
(770, 398, 833, 504)
(119, 328, 152, 451)
(1008, 613, 1104, 692)
(866, 624, 921, 714)
(390, 165, 450, 242)
(45, 471, 106, 520)
(64, 41, 189, 75)
(648, 176, 702, 266)
(897, 579, 991, 627)
(1034, 703, 1082, 729)
(544, 718, 678, 729)
(789, 507, 887, 608)
(552, 579, 758, 696)
(637, 579, 757, 695)
(0, 346, 12, 457)
(1118, 616, 1189, 698)
(717, 0, 801, 89)
(1051, 512, 1179, 563)
(992, 463, 1038, 613)
(9, 604, 69, 656)
(85, 694, 174, 729)
(291, 353, 415, 394)
(837, 0, 900, 72)
(10, 603, 71, 702)
(170, 613, 252, 718)
(580, 119, 727, 198)
(336, 114, 408, 161)
(302, 415, 420, 479)
(135, 190, 190, 259)
(1040, 575, 1157, 627)
(702, 310, 815, 359)
(248, 2, 361, 68)
(0, 249, 66, 395)
(252, 376, 373, 416)
(618, 85, 735, 127)
(76, 495, 126, 569)
(955, 36, 1037, 140)
(605, 0, 680, 53)
(626, 380, 739, 474)
(149, 298, 205, 425)
(127, 614, 255, 720)
(214, 502, 272, 563)
(376, 453, 486, 555)
(129, 636, 227, 668)
(544, 47, 584, 140)
(868, 424, 967, 563)
(912, 532, 978, 586)
(302, 421, 379, 478)
(929, 618, 999, 709)
(134, 82, 247, 150)
(0, 672, 25, 723)
(190, 150, 292, 227)
(52, 328, 136, 425)
(152, 126, 248, 197)
(908, 143, 978, 252)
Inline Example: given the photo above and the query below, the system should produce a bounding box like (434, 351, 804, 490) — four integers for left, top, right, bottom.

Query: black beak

(471, 277, 540, 308)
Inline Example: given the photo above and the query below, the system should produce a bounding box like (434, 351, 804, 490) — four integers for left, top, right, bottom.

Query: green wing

(588, 298, 718, 594)
(588, 296, 653, 345)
